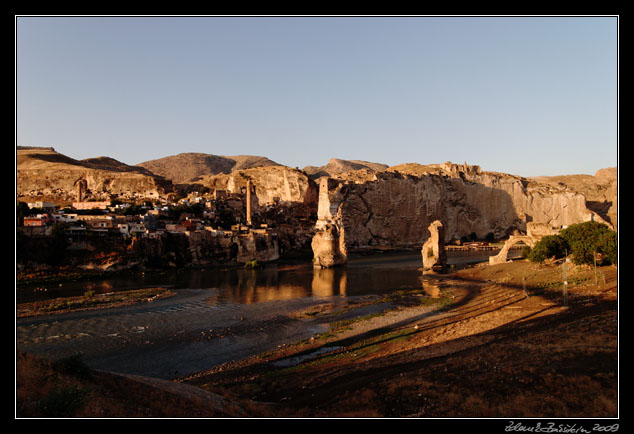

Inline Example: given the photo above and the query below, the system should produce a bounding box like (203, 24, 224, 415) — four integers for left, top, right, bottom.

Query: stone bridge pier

(488, 235, 537, 265)
(488, 222, 561, 265)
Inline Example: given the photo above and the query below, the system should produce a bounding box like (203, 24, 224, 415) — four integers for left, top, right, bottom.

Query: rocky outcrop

(185, 229, 279, 265)
(202, 165, 318, 208)
(529, 167, 617, 230)
(421, 220, 447, 271)
(314, 162, 610, 251)
(17, 147, 172, 204)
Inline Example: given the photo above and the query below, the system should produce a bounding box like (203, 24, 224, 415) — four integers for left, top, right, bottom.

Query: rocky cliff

(17, 147, 173, 204)
(528, 167, 617, 229)
(314, 162, 612, 251)
(200, 165, 318, 208)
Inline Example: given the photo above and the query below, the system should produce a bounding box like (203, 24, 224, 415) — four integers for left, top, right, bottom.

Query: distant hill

(302, 158, 389, 179)
(17, 147, 155, 176)
(17, 147, 172, 204)
(81, 156, 157, 176)
(137, 153, 281, 184)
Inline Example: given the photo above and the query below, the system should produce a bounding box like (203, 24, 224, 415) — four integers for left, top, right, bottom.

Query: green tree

(596, 230, 618, 265)
(560, 221, 615, 265)
(527, 235, 569, 264)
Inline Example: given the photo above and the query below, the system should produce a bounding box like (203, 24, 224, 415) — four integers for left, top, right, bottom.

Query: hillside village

(20, 191, 252, 239)
(16, 184, 315, 273)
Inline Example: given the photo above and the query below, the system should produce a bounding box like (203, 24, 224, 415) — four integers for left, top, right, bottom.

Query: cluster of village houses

(20, 189, 271, 242)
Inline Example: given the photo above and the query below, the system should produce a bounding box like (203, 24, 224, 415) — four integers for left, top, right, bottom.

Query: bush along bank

(527, 221, 617, 265)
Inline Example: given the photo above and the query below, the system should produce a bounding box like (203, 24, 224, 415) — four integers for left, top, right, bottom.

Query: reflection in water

(311, 268, 347, 297)
(82, 281, 114, 293)
(421, 280, 440, 298)
(18, 250, 511, 305)
(220, 269, 309, 304)
(420, 270, 442, 298)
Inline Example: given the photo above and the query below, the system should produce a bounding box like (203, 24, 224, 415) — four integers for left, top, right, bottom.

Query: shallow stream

(16, 250, 518, 380)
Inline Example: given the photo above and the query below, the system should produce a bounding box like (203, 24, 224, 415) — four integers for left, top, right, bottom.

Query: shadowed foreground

(16, 260, 618, 418)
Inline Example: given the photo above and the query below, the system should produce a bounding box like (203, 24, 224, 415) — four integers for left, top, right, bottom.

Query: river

(16, 249, 519, 380)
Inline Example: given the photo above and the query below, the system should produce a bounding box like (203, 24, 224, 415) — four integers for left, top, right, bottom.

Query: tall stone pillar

(422, 220, 447, 272)
(311, 177, 348, 268)
(76, 178, 86, 202)
(246, 179, 252, 226)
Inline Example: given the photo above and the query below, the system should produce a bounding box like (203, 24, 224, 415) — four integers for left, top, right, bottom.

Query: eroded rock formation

(202, 166, 318, 208)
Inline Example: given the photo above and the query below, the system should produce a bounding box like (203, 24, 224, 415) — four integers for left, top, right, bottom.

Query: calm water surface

(16, 250, 516, 379)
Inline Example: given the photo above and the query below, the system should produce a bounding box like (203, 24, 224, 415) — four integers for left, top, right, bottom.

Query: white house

(118, 222, 146, 236)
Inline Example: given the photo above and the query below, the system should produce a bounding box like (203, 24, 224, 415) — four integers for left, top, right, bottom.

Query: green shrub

(560, 221, 616, 265)
(520, 245, 532, 259)
(528, 235, 569, 263)
(597, 230, 618, 265)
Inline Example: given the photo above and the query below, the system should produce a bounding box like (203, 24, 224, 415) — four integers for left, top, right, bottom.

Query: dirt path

(182, 260, 618, 418)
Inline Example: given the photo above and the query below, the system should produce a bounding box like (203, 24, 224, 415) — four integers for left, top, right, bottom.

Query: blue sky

(16, 16, 618, 177)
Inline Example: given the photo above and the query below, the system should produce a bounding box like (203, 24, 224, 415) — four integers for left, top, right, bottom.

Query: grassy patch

(528, 275, 590, 296)
(329, 313, 384, 333)
(17, 287, 175, 317)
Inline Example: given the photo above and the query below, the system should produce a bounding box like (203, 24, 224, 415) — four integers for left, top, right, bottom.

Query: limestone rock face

(184, 229, 279, 265)
(235, 232, 280, 263)
(202, 166, 318, 208)
(422, 220, 447, 271)
(315, 162, 610, 250)
(528, 167, 617, 230)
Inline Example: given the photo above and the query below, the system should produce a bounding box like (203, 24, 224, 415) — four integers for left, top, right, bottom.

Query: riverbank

(181, 259, 618, 418)
(16, 259, 618, 418)
(17, 287, 175, 318)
